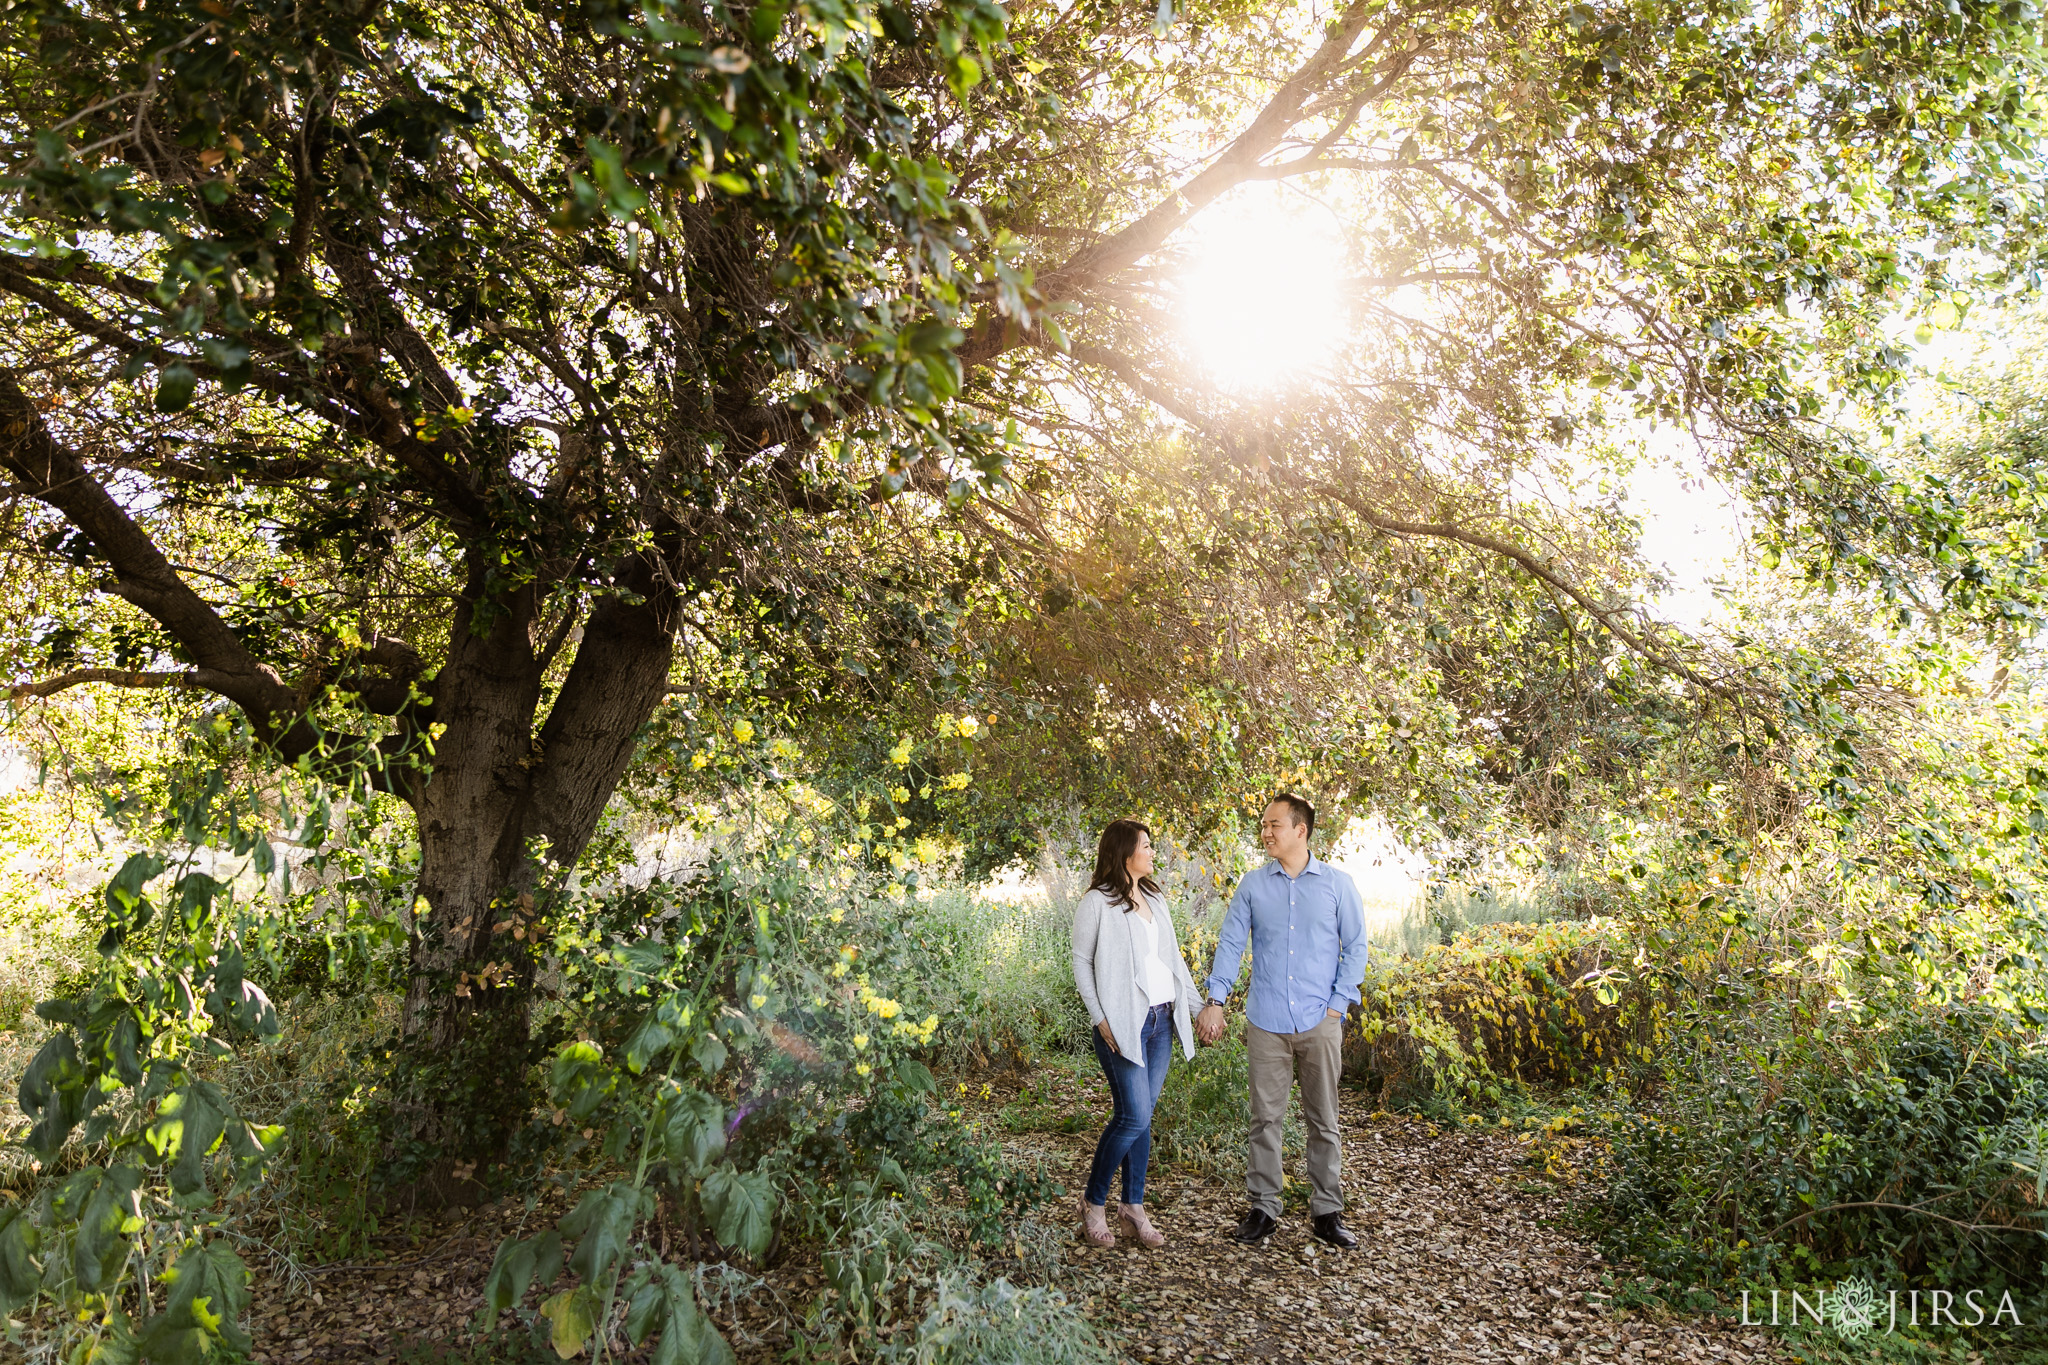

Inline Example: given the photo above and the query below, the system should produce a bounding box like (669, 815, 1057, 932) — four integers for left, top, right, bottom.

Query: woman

(1070, 819, 1200, 1248)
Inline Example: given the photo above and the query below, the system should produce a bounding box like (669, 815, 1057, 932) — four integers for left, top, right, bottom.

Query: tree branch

(0, 367, 296, 719)
(7, 667, 237, 700)
(1315, 487, 1746, 700)
(1053, 341, 1746, 700)
(0, 368, 434, 780)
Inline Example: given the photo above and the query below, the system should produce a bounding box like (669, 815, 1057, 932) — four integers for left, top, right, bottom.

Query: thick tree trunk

(382, 551, 679, 1202)
(382, 560, 548, 1196)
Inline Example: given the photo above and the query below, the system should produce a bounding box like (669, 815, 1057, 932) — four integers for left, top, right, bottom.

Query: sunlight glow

(1175, 193, 1350, 392)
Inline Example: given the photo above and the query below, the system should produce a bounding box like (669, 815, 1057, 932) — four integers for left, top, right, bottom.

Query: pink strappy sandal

(1077, 1197, 1115, 1247)
(1119, 1203, 1166, 1248)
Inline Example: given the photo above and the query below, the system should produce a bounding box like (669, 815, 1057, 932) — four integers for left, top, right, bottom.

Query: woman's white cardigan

(1071, 887, 1199, 1067)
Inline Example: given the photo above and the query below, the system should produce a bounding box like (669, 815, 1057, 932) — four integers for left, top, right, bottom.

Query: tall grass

(914, 885, 1095, 1062)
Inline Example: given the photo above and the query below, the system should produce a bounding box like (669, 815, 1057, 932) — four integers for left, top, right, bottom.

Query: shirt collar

(1267, 855, 1324, 879)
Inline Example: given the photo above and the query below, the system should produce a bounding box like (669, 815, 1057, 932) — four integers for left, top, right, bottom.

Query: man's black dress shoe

(1311, 1212, 1358, 1249)
(1231, 1208, 1277, 1244)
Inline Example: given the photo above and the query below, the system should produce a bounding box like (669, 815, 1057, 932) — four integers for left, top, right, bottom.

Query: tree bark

(380, 547, 683, 1198)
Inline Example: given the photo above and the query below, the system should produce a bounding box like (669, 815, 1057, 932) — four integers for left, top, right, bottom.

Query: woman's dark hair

(1088, 819, 1163, 911)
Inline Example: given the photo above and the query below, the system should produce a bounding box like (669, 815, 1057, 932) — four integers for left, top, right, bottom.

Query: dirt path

(986, 1079, 1784, 1365)
(232, 1074, 1783, 1365)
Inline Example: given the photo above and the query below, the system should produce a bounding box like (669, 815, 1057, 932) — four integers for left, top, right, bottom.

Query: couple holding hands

(1069, 794, 1370, 1251)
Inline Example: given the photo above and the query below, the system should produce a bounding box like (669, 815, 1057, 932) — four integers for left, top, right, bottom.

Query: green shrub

(910, 888, 1093, 1065)
(891, 1273, 1113, 1365)
(1603, 1006, 2048, 1321)
(1347, 919, 1664, 1111)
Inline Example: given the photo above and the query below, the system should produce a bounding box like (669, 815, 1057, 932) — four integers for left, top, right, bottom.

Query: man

(1196, 794, 1369, 1247)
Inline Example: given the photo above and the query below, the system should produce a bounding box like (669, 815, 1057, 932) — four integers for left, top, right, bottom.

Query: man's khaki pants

(1246, 1015, 1344, 1218)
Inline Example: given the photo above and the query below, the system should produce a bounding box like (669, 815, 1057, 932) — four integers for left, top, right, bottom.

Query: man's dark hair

(1267, 792, 1316, 839)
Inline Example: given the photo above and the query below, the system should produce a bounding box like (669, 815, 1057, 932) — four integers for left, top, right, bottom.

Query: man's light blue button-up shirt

(1204, 855, 1370, 1036)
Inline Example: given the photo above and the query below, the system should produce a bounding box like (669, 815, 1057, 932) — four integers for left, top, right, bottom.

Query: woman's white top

(1132, 908, 1177, 1007)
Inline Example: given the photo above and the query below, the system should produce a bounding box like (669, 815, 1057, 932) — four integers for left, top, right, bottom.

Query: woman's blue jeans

(1085, 1002, 1173, 1206)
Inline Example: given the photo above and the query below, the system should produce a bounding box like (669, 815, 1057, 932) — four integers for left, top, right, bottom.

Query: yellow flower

(732, 719, 755, 744)
(888, 737, 913, 766)
(919, 785, 932, 800)
(936, 715, 958, 737)
(956, 716, 979, 737)
(853, 1033, 869, 1050)
(890, 786, 911, 804)
(941, 772, 970, 790)
(855, 1063, 871, 1077)
(750, 993, 767, 1008)
(831, 961, 848, 978)
(922, 1014, 939, 1033)
(691, 752, 710, 770)
(957, 1082, 968, 1094)
(770, 737, 797, 759)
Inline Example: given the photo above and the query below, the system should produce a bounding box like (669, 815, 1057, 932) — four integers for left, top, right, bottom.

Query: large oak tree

(4, 0, 2042, 1176)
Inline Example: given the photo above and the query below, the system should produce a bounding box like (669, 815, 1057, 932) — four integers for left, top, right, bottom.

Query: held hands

(1187, 1003, 1338, 1044)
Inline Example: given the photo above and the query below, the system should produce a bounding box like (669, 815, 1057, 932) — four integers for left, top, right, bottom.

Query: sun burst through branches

(1175, 194, 1349, 393)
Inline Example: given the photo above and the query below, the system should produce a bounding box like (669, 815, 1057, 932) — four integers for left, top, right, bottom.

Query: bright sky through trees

(1175, 189, 1349, 391)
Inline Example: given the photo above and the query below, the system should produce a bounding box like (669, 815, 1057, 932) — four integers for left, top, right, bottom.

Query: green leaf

(653, 1299, 735, 1365)
(749, 0, 787, 43)
(624, 1015, 675, 1074)
(149, 1083, 231, 1198)
(154, 363, 197, 414)
(701, 1163, 773, 1260)
(104, 851, 163, 920)
(19, 1031, 97, 1158)
(691, 1031, 728, 1076)
(895, 1058, 937, 1094)
(560, 1181, 647, 1285)
(623, 1263, 668, 1344)
(540, 1285, 597, 1359)
(72, 1163, 143, 1292)
(0, 1205, 42, 1315)
(658, 1086, 726, 1174)
(552, 1039, 612, 1118)
(139, 1238, 251, 1361)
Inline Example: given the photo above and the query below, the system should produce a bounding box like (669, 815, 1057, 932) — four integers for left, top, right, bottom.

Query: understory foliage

(0, 721, 1083, 1363)
(1346, 920, 1667, 1110)
(1604, 1005, 2048, 1316)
